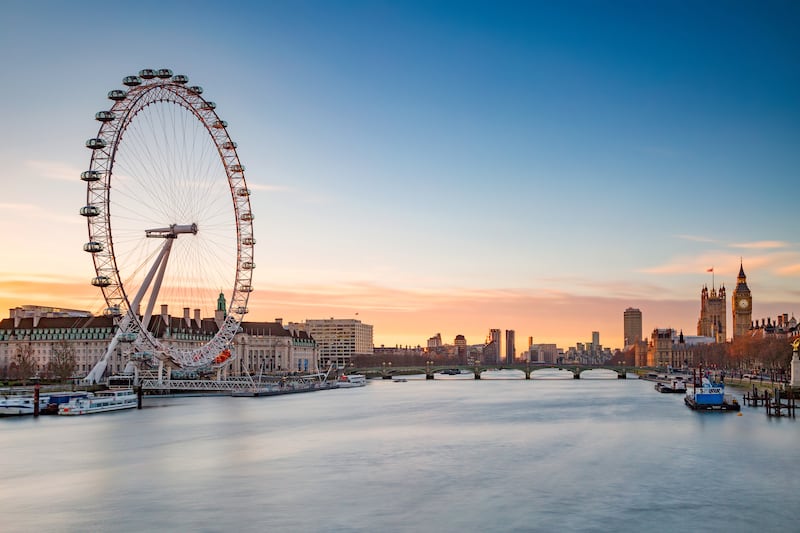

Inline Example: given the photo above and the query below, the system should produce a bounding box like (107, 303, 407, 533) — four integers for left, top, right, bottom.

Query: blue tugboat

(684, 372, 740, 411)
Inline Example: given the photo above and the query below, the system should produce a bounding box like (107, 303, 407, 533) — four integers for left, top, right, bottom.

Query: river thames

(1, 378, 798, 532)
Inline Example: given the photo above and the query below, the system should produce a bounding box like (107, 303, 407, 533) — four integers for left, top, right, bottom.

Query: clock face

(739, 299, 749, 309)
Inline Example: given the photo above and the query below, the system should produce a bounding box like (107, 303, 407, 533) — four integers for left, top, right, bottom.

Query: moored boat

(0, 395, 50, 417)
(337, 374, 367, 388)
(684, 376, 739, 411)
(655, 379, 687, 393)
(42, 391, 93, 414)
(58, 389, 138, 415)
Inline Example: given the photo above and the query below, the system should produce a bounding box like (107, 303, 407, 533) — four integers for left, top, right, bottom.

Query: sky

(1, 1, 799, 351)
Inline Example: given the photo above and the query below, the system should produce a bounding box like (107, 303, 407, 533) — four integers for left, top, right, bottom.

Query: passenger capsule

(229, 164, 244, 173)
(95, 111, 116, 122)
(172, 74, 189, 84)
(236, 188, 251, 197)
(81, 170, 102, 182)
(103, 306, 121, 317)
(242, 262, 255, 270)
(212, 120, 228, 129)
(91, 276, 111, 287)
(83, 241, 104, 253)
(80, 205, 100, 217)
(240, 212, 254, 221)
(235, 307, 249, 314)
(201, 101, 216, 110)
(122, 75, 142, 87)
(118, 332, 137, 342)
(139, 69, 157, 79)
(108, 89, 127, 101)
(86, 138, 107, 149)
(188, 85, 203, 94)
(242, 237, 256, 246)
(157, 68, 173, 78)
(222, 141, 237, 149)
(239, 285, 253, 293)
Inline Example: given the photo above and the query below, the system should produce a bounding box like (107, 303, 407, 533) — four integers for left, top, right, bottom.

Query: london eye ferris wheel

(81, 69, 255, 382)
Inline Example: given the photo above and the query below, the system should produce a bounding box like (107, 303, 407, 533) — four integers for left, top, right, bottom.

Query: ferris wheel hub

(145, 223, 198, 238)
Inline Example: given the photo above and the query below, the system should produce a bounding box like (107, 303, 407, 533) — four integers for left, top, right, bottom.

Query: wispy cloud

(25, 160, 81, 182)
(675, 234, 717, 244)
(729, 241, 791, 250)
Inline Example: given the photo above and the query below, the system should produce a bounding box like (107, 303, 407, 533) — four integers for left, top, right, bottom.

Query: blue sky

(1, 1, 798, 349)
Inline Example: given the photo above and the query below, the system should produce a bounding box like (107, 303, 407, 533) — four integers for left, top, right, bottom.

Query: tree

(14, 343, 37, 385)
(49, 340, 77, 383)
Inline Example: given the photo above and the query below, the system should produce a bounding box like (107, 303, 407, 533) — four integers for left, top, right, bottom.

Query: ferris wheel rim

(81, 70, 255, 368)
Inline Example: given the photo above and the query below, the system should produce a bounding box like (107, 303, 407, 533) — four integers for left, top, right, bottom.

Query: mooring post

(137, 385, 143, 409)
(33, 379, 40, 418)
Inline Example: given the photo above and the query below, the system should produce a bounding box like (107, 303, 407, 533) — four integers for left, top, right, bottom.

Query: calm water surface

(1, 379, 798, 532)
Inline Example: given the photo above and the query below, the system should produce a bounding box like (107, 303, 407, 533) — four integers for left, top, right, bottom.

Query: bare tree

(14, 343, 37, 385)
(49, 340, 77, 383)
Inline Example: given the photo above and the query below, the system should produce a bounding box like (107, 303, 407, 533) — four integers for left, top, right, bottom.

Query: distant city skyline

(1, 2, 799, 350)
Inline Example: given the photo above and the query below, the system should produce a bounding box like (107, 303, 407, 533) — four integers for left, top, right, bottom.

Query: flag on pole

(706, 267, 714, 272)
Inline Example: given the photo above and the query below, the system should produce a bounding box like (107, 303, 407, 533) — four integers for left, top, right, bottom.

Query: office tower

(623, 308, 642, 346)
(505, 330, 516, 364)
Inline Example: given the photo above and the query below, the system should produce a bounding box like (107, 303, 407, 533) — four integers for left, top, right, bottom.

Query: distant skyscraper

(698, 282, 726, 342)
(454, 334, 467, 361)
(591, 331, 600, 349)
(623, 308, 642, 346)
(505, 330, 516, 364)
(488, 328, 502, 364)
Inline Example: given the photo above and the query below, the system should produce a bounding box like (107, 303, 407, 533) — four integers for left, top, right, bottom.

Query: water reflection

(1, 379, 797, 532)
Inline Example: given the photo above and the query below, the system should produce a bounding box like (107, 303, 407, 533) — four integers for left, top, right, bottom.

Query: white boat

(0, 395, 50, 417)
(58, 389, 138, 415)
(337, 374, 367, 388)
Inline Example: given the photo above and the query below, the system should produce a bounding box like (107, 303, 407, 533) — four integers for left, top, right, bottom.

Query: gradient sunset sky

(1, 1, 798, 350)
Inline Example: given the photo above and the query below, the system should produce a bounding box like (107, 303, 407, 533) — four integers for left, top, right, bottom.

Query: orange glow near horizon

(1, 277, 795, 353)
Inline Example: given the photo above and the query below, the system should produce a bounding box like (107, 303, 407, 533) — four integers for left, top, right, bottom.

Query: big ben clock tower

(732, 261, 752, 338)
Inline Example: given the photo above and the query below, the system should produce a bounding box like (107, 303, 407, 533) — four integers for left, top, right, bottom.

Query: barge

(684, 376, 740, 411)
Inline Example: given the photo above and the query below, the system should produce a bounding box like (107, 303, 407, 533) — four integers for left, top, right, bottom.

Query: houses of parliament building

(697, 262, 754, 342)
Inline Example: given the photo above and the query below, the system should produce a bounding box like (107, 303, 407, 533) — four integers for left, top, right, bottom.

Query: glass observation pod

(239, 285, 253, 293)
(81, 170, 102, 182)
(103, 306, 121, 317)
(236, 187, 250, 196)
(172, 74, 189, 84)
(95, 111, 116, 122)
(212, 120, 228, 129)
(118, 332, 137, 342)
(139, 69, 157, 79)
(80, 205, 100, 217)
(201, 101, 216, 110)
(108, 89, 127, 101)
(242, 237, 256, 246)
(188, 85, 203, 94)
(83, 241, 104, 253)
(157, 68, 173, 78)
(91, 276, 111, 287)
(240, 212, 254, 221)
(86, 138, 107, 149)
(222, 141, 237, 149)
(229, 164, 244, 173)
(122, 75, 142, 87)
(242, 261, 255, 270)
(235, 307, 249, 314)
